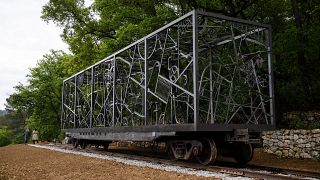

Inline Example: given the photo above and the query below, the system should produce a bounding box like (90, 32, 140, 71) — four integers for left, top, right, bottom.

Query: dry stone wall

(262, 129, 320, 160)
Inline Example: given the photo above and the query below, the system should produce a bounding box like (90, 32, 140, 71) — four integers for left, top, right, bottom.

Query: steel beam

(112, 56, 116, 127)
(192, 10, 199, 131)
(90, 67, 94, 128)
(74, 77, 77, 128)
(144, 39, 148, 126)
(61, 82, 65, 129)
(268, 26, 275, 127)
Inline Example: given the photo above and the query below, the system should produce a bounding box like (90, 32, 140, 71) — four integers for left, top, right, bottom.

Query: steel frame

(61, 10, 275, 136)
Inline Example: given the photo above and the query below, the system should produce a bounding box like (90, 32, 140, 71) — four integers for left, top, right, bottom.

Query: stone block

(275, 150, 282, 156)
(270, 147, 278, 152)
(289, 149, 294, 153)
(270, 139, 278, 143)
(306, 143, 311, 148)
(288, 152, 294, 157)
(284, 140, 291, 143)
(278, 141, 284, 147)
(298, 144, 305, 148)
(294, 130, 300, 134)
(297, 139, 305, 144)
(311, 129, 320, 134)
(310, 142, 315, 147)
(300, 152, 312, 159)
(311, 151, 319, 158)
(293, 147, 300, 152)
(284, 130, 290, 135)
(266, 149, 273, 154)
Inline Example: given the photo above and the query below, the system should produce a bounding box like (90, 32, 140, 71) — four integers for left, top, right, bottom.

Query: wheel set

(71, 137, 254, 166)
(166, 138, 254, 166)
(166, 138, 218, 165)
(72, 139, 111, 151)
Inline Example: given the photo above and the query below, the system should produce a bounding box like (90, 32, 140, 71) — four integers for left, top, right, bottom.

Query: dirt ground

(0, 144, 212, 180)
(0, 144, 319, 180)
(111, 143, 320, 173)
(250, 148, 320, 172)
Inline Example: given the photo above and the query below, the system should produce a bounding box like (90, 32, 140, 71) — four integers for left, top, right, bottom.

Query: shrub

(0, 129, 12, 147)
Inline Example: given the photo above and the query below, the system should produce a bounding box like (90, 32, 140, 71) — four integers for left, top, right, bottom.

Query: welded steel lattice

(61, 11, 274, 130)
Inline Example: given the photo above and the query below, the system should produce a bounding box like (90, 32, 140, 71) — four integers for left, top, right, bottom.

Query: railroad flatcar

(61, 10, 275, 165)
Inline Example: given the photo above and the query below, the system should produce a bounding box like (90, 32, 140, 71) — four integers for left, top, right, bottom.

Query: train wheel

(167, 144, 177, 161)
(72, 139, 79, 148)
(103, 142, 111, 151)
(95, 144, 100, 149)
(233, 143, 253, 166)
(80, 140, 87, 149)
(196, 138, 217, 165)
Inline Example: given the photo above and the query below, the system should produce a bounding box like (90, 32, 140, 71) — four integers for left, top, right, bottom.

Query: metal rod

(90, 67, 94, 128)
(192, 10, 199, 131)
(267, 27, 275, 127)
(144, 39, 148, 126)
(197, 11, 271, 28)
(61, 82, 65, 129)
(74, 77, 77, 128)
(209, 50, 214, 124)
(112, 56, 116, 127)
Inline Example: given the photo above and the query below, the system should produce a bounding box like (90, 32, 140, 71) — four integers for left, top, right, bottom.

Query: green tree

(0, 128, 11, 147)
(41, 0, 178, 63)
(0, 110, 25, 145)
(7, 51, 74, 140)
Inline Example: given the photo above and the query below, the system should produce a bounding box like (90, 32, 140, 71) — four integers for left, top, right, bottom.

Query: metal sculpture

(61, 10, 274, 132)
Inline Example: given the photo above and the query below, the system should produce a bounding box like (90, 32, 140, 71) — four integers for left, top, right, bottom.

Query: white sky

(0, 0, 69, 110)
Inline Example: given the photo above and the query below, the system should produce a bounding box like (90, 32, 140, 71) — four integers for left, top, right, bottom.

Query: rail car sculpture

(61, 10, 275, 165)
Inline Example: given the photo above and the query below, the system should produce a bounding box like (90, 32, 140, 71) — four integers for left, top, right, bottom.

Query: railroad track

(38, 143, 320, 180)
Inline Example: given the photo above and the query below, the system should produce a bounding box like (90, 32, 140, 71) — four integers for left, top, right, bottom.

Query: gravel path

(0, 144, 247, 180)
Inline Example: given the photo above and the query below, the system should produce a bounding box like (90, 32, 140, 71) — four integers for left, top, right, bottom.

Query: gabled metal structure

(61, 10, 275, 139)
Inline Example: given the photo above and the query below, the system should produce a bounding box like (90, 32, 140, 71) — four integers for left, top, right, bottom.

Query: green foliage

(7, 51, 73, 141)
(12, 134, 24, 144)
(287, 116, 320, 130)
(0, 128, 12, 147)
(0, 111, 24, 145)
(58, 131, 65, 141)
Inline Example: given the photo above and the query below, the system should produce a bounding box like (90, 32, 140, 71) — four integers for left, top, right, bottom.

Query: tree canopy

(5, 0, 320, 141)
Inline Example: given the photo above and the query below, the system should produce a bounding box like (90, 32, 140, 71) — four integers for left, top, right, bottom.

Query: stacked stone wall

(262, 129, 320, 160)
